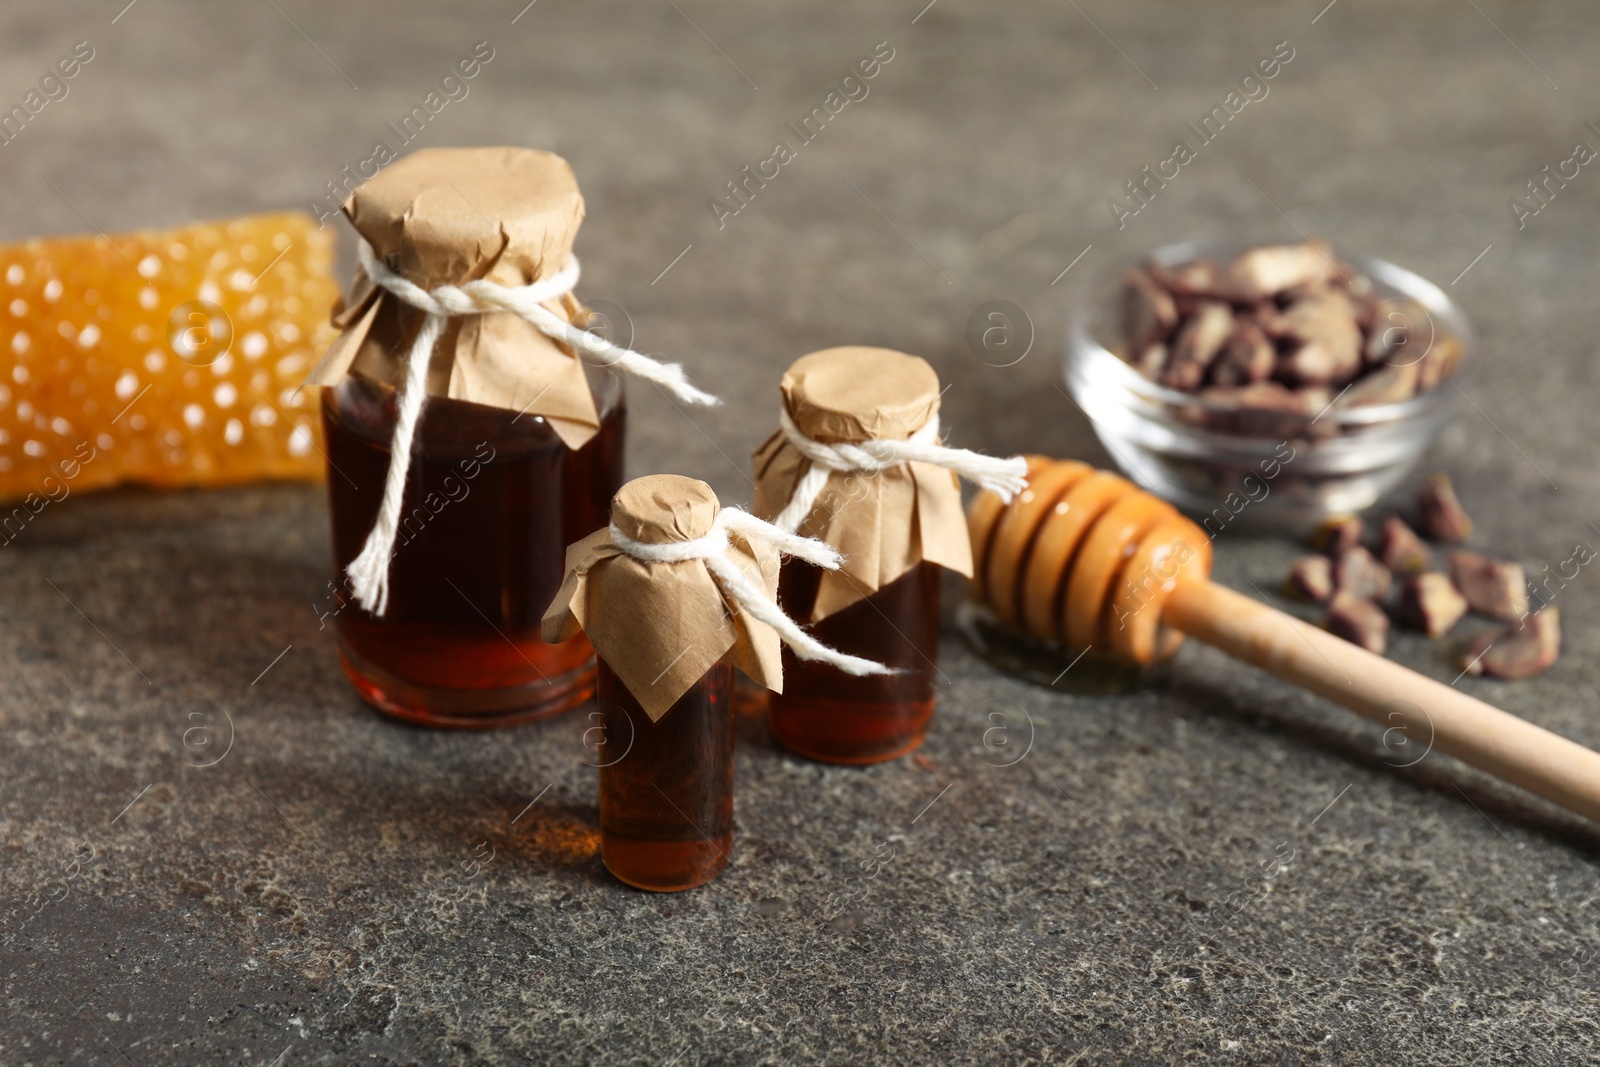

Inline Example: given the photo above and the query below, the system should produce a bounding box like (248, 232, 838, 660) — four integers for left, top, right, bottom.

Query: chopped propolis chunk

(1462, 609, 1561, 681)
(0, 212, 340, 505)
(1313, 514, 1365, 556)
(1332, 545, 1393, 602)
(1449, 550, 1529, 622)
(1379, 514, 1431, 574)
(1325, 592, 1389, 654)
(1418, 474, 1472, 543)
(1287, 554, 1334, 603)
(1399, 572, 1468, 637)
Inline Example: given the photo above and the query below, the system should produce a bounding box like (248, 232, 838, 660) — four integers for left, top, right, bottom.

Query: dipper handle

(968, 456, 1600, 825)
(1165, 578, 1600, 824)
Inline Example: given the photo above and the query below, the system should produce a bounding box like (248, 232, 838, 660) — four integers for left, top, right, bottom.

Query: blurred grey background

(2, 2, 1598, 1064)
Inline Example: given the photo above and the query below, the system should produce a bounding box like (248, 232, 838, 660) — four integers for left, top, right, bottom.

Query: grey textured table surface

(4, 1, 1599, 1064)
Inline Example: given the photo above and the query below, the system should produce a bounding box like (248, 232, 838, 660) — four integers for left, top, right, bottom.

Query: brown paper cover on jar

(751, 347, 972, 622)
(542, 475, 784, 721)
(303, 146, 602, 449)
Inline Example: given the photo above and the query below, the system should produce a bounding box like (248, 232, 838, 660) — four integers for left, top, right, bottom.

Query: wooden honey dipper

(968, 456, 1600, 824)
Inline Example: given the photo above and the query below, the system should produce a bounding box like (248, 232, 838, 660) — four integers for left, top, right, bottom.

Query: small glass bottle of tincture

(594, 657, 734, 892)
(305, 148, 710, 728)
(752, 347, 1025, 764)
(544, 475, 856, 891)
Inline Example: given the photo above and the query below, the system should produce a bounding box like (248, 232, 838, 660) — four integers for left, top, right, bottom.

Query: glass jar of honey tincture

(752, 347, 1026, 764)
(544, 474, 890, 890)
(304, 147, 715, 727)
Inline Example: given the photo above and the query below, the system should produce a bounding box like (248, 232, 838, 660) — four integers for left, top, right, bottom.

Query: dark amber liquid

(322, 373, 625, 727)
(768, 561, 940, 764)
(597, 658, 733, 892)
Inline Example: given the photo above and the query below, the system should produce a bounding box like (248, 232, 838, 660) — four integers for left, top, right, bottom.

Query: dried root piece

(1461, 609, 1560, 681)
(1340, 360, 1421, 407)
(1211, 321, 1275, 386)
(1162, 258, 1226, 298)
(1417, 336, 1464, 393)
(1449, 550, 1529, 622)
(1122, 268, 1178, 356)
(1399, 573, 1468, 637)
(1362, 297, 1429, 367)
(1325, 592, 1389, 654)
(1133, 343, 1168, 379)
(1199, 380, 1311, 412)
(1418, 474, 1472, 543)
(1220, 243, 1338, 303)
(1161, 301, 1234, 391)
(1273, 290, 1363, 386)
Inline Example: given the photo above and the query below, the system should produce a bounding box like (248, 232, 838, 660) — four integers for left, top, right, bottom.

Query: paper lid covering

(304, 147, 602, 448)
(784, 346, 941, 442)
(752, 346, 972, 621)
(349, 147, 583, 288)
(609, 474, 720, 545)
(542, 475, 784, 721)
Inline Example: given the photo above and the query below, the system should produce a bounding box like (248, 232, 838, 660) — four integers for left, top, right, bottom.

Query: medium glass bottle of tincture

(755, 345, 964, 765)
(769, 560, 939, 764)
(596, 658, 733, 892)
(323, 370, 625, 726)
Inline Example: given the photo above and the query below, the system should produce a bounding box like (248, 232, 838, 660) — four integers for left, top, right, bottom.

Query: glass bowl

(1063, 241, 1470, 533)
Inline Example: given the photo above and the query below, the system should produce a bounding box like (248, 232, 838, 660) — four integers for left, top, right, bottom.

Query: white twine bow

(608, 507, 893, 677)
(769, 407, 1030, 534)
(347, 241, 720, 616)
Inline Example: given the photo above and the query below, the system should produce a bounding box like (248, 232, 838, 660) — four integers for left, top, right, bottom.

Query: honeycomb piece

(0, 212, 340, 505)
